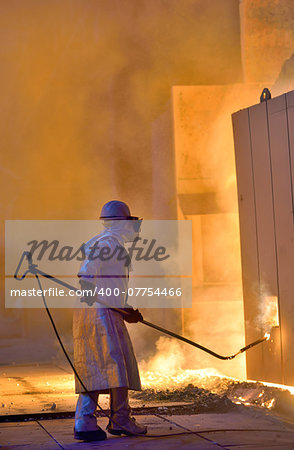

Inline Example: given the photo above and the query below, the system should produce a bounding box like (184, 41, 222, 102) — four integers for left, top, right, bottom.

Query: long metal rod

(139, 320, 268, 360)
(14, 253, 268, 361)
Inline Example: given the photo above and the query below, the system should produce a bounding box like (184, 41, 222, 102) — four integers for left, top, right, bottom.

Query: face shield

(101, 218, 143, 242)
(128, 217, 143, 233)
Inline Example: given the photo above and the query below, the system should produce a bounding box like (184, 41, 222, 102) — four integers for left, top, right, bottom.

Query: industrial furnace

(232, 90, 294, 385)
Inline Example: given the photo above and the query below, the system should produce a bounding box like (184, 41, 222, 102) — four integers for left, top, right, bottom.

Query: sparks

(266, 398, 275, 409)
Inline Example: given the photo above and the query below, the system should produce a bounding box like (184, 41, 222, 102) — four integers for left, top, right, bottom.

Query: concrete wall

(240, 0, 294, 84)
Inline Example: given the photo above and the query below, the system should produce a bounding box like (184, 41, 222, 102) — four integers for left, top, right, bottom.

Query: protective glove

(123, 308, 143, 323)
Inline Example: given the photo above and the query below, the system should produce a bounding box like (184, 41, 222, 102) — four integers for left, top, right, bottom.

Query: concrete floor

(0, 363, 195, 417)
(1, 411, 294, 449)
(1, 363, 294, 449)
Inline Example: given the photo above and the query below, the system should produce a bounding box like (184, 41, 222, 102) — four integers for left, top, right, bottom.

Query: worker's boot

(74, 391, 107, 441)
(107, 387, 147, 436)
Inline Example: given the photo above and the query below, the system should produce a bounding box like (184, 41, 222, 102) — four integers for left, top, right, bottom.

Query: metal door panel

(232, 109, 263, 380)
(267, 94, 294, 384)
(249, 102, 282, 382)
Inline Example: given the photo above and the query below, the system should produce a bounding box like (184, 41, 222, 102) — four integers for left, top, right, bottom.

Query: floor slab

(0, 421, 61, 449)
(2, 412, 294, 449)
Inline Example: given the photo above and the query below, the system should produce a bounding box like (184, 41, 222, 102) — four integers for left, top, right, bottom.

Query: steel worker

(73, 200, 147, 441)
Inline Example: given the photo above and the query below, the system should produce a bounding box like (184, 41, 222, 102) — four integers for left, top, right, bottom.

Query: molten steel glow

(264, 332, 270, 341)
(258, 380, 294, 396)
(139, 366, 294, 412)
(139, 367, 227, 390)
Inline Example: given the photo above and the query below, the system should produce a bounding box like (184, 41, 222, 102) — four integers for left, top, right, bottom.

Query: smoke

(0, 0, 241, 219)
(140, 336, 186, 376)
(1, 0, 242, 363)
(139, 297, 246, 380)
(255, 292, 279, 332)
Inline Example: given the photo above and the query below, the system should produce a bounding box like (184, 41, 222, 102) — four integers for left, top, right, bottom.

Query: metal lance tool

(14, 251, 270, 360)
(12, 251, 273, 442)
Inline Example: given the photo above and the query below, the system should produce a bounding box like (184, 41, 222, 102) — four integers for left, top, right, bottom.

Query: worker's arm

(79, 279, 143, 322)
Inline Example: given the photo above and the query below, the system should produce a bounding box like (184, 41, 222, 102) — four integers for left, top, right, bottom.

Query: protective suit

(73, 230, 141, 393)
(73, 202, 147, 441)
